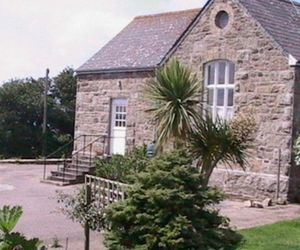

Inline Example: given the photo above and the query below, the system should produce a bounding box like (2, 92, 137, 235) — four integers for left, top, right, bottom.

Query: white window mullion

(204, 65, 209, 115)
(213, 63, 219, 120)
(224, 63, 229, 118)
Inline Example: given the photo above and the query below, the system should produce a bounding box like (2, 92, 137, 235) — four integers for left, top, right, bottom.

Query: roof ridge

(134, 8, 201, 20)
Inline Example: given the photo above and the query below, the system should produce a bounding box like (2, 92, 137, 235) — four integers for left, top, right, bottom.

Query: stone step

(67, 164, 95, 171)
(43, 153, 98, 186)
(71, 160, 96, 167)
(63, 167, 91, 175)
(67, 169, 95, 176)
(51, 170, 80, 179)
(47, 175, 82, 185)
(73, 154, 95, 160)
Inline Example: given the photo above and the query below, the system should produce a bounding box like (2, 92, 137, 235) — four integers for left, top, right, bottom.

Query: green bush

(95, 146, 149, 184)
(104, 150, 242, 250)
(57, 188, 106, 232)
(0, 206, 44, 250)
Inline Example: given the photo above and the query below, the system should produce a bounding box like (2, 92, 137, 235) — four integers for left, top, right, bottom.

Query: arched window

(204, 60, 235, 121)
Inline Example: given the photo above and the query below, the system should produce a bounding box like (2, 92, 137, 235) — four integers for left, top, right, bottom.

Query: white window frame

(204, 60, 235, 121)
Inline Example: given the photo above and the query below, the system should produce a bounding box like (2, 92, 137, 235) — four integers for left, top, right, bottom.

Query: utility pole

(43, 68, 49, 157)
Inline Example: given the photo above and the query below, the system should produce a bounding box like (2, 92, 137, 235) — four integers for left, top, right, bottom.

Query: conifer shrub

(104, 150, 242, 250)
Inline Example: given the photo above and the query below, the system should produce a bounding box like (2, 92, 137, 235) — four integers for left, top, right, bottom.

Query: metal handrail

(72, 135, 106, 156)
(43, 135, 81, 180)
(43, 134, 127, 182)
(43, 134, 105, 180)
(45, 135, 82, 160)
(72, 135, 106, 177)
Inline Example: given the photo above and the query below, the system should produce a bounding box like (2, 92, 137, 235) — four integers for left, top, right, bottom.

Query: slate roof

(77, 9, 200, 73)
(77, 0, 300, 74)
(239, 0, 300, 62)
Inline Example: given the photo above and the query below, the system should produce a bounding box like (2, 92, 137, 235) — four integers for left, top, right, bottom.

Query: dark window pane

(217, 89, 224, 106)
(207, 88, 214, 106)
(228, 89, 234, 106)
(215, 11, 229, 29)
(207, 64, 215, 85)
(218, 62, 226, 85)
(229, 63, 235, 84)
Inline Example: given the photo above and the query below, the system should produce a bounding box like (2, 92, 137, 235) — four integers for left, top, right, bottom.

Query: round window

(215, 11, 229, 29)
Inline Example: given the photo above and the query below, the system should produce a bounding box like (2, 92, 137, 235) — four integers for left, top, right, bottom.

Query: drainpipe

(276, 148, 282, 200)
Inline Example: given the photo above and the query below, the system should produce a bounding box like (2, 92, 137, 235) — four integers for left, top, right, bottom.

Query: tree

(49, 67, 77, 144)
(51, 67, 76, 136)
(189, 115, 256, 187)
(0, 67, 77, 158)
(104, 150, 242, 250)
(145, 59, 201, 148)
(0, 78, 49, 157)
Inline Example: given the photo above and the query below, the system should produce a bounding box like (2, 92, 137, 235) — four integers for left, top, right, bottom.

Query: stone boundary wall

(210, 168, 289, 200)
(0, 159, 71, 165)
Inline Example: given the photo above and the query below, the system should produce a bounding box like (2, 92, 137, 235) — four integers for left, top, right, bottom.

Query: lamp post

(42, 68, 49, 157)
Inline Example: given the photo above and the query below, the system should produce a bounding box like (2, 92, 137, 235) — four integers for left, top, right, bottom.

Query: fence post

(85, 184, 91, 250)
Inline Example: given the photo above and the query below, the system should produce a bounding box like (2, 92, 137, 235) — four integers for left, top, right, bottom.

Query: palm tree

(189, 115, 254, 187)
(145, 59, 201, 148)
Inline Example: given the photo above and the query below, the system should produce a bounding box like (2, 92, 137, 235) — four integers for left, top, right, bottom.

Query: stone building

(75, 0, 300, 200)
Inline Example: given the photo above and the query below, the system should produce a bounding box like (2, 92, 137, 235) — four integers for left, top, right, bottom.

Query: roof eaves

(76, 66, 156, 76)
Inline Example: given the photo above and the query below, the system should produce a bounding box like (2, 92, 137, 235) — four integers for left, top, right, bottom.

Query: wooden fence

(84, 174, 129, 207)
(84, 175, 129, 250)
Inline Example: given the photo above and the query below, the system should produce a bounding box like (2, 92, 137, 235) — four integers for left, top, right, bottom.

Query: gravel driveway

(0, 163, 105, 250)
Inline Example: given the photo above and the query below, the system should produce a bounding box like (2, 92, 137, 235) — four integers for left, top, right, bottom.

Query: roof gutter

(76, 66, 156, 76)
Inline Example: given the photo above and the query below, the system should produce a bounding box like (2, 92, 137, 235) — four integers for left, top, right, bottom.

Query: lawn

(237, 219, 300, 250)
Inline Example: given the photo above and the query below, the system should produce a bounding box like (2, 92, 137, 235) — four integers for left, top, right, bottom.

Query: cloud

(0, 0, 207, 83)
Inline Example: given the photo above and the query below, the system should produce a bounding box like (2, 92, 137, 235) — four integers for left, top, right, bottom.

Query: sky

(0, 0, 207, 83)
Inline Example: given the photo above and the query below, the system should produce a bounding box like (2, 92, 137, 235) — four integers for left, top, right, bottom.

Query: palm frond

(0, 206, 23, 235)
(188, 115, 250, 186)
(145, 59, 201, 147)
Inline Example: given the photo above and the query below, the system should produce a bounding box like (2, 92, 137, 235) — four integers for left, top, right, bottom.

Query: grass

(236, 219, 300, 250)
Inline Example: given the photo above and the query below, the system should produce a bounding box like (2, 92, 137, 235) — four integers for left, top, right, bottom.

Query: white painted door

(110, 99, 128, 155)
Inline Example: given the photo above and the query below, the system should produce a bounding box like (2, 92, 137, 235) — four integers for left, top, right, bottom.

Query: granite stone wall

(288, 66, 300, 200)
(74, 72, 155, 155)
